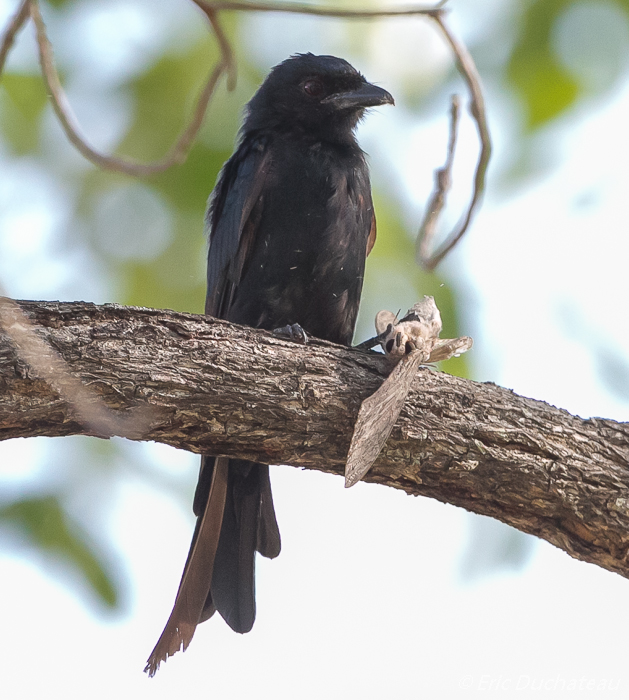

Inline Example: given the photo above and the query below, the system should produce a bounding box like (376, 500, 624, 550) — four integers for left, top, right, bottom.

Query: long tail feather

(144, 457, 229, 676)
(211, 462, 259, 633)
(257, 465, 281, 559)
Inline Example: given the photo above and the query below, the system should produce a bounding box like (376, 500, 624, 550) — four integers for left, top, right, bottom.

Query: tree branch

(2, 300, 629, 581)
(0, 0, 29, 76)
(27, 0, 228, 176)
(416, 10, 492, 270)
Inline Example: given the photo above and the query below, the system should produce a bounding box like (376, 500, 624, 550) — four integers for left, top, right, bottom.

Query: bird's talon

(273, 323, 308, 344)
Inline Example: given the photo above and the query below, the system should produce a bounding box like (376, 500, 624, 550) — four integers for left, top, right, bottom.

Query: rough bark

(2, 300, 629, 580)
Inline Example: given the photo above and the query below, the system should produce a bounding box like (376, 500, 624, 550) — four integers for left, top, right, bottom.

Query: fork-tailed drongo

(146, 53, 393, 675)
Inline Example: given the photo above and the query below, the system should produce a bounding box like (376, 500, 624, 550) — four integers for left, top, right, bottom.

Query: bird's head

(244, 53, 394, 143)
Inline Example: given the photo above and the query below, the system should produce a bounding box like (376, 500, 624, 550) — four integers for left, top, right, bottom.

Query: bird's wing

(205, 136, 272, 319)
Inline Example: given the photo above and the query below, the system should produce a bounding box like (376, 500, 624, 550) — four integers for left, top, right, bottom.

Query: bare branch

(2, 301, 629, 583)
(193, 1, 238, 90)
(415, 94, 460, 263)
(417, 9, 492, 270)
(29, 0, 227, 176)
(0, 297, 154, 439)
(21, 0, 446, 176)
(9, 1, 491, 266)
(0, 0, 30, 77)
(192, 0, 442, 19)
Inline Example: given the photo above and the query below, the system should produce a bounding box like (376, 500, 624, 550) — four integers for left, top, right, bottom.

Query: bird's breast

(229, 140, 372, 344)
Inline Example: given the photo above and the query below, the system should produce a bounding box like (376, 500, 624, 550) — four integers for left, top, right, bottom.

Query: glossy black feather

(211, 133, 374, 342)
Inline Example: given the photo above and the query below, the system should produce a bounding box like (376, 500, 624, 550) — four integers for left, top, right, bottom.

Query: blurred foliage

(459, 513, 536, 582)
(507, 0, 629, 129)
(0, 495, 118, 607)
(594, 347, 629, 401)
(0, 72, 48, 153)
(507, 0, 580, 128)
(120, 45, 221, 161)
(2, 0, 629, 605)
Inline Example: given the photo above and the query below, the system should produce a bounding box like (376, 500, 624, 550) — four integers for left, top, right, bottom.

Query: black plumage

(145, 53, 393, 675)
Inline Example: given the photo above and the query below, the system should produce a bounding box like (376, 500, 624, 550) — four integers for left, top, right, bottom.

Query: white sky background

(1, 0, 629, 697)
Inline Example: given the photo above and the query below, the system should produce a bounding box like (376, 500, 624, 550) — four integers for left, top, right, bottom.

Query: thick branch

(2, 301, 629, 580)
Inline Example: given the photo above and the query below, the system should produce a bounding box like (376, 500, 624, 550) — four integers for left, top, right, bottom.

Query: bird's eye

(303, 79, 324, 97)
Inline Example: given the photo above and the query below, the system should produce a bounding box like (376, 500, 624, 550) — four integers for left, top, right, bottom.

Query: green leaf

(0, 496, 119, 608)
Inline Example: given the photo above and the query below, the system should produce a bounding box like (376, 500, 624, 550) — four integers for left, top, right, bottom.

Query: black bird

(145, 53, 393, 675)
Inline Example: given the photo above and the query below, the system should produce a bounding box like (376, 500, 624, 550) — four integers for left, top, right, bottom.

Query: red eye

(303, 79, 324, 97)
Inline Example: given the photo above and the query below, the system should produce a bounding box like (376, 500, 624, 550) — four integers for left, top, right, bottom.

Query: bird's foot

(273, 323, 308, 344)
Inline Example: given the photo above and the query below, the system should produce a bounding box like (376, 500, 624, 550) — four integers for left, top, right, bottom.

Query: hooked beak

(321, 82, 395, 110)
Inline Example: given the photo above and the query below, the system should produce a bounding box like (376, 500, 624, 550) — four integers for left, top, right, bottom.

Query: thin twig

(193, 0, 442, 19)
(29, 0, 227, 176)
(417, 9, 492, 270)
(193, 2, 238, 90)
(0, 0, 30, 77)
(19, 0, 489, 268)
(0, 296, 155, 439)
(416, 94, 459, 263)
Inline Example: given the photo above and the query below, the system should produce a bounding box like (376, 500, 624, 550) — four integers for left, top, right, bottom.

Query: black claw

(355, 337, 380, 351)
(355, 323, 393, 351)
(273, 323, 308, 344)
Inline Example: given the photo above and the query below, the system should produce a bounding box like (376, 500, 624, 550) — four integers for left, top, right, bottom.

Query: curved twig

(29, 0, 227, 176)
(417, 9, 492, 270)
(193, 2, 238, 90)
(192, 0, 443, 19)
(0, 0, 30, 77)
(2, 0, 489, 267)
(416, 94, 459, 263)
